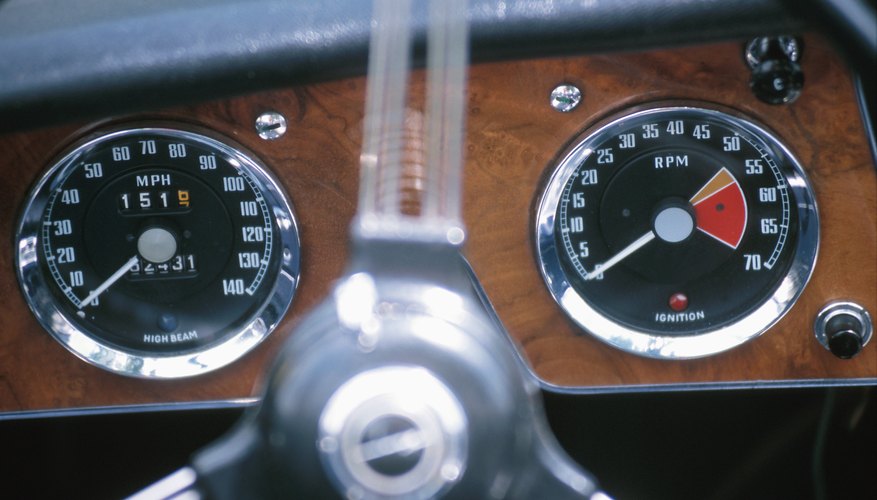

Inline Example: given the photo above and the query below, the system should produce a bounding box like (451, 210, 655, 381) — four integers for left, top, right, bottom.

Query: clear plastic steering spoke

(358, 0, 469, 243)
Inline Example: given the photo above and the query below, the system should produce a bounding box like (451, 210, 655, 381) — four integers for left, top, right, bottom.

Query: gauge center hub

(137, 227, 178, 263)
(653, 205, 694, 243)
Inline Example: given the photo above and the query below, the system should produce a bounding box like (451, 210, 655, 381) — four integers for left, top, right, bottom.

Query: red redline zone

(692, 180, 747, 249)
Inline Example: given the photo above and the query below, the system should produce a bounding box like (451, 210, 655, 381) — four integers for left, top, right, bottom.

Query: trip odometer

(16, 126, 300, 378)
(536, 106, 818, 359)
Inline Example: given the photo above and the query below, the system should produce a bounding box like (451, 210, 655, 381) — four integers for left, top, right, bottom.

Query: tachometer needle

(584, 231, 656, 280)
(78, 256, 139, 309)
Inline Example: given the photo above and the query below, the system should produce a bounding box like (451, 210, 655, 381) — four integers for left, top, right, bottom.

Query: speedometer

(535, 106, 818, 359)
(16, 125, 300, 378)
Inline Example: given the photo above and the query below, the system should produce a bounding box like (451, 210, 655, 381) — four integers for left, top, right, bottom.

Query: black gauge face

(536, 106, 818, 359)
(17, 127, 300, 378)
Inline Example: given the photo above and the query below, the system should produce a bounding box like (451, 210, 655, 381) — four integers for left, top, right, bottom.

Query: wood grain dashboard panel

(0, 36, 874, 412)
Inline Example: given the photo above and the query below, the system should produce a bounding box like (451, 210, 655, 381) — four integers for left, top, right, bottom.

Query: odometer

(16, 126, 300, 378)
(535, 106, 818, 359)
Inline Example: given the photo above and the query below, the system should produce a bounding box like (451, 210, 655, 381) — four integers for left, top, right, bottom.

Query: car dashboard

(0, 0, 875, 498)
(1, 35, 873, 409)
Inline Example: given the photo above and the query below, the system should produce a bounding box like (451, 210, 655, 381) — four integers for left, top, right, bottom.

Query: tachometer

(16, 126, 300, 378)
(535, 106, 818, 359)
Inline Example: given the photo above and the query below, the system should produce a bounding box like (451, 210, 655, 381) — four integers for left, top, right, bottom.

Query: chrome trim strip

(0, 398, 258, 422)
(540, 378, 877, 395)
(2, 377, 874, 420)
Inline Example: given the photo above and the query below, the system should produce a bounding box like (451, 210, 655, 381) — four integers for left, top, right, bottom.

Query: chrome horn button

(318, 366, 468, 499)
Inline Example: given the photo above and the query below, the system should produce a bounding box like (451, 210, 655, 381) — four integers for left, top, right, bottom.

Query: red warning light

(669, 293, 689, 312)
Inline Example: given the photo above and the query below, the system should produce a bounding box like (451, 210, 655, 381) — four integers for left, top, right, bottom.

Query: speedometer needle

(78, 256, 139, 309)
(584, 231, 656, 280)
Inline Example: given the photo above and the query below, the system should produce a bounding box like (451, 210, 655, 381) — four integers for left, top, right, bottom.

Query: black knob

(749, 59, 804, 105)
(743, 36, 804, 105)
(825, 314, 865, 359)
(827, 329, 863, 359)
(815, 303, 873, 360)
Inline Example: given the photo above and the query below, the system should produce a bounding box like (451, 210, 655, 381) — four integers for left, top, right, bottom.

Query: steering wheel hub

(318, 366, 467, 499)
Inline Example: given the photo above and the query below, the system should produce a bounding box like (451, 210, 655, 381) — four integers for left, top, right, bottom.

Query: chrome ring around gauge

(16, 125, 300, 378)
(535, 105, 819, 359)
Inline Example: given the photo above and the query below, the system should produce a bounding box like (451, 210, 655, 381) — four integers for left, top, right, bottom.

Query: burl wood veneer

(0, 36, 873, 412)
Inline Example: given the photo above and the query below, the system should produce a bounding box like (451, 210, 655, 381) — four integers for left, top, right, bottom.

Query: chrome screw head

(255, 111, 288, 140)
(550, 84, 582, 112)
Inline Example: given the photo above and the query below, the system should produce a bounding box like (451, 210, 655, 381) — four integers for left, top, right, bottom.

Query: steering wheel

(2, 1, 872, 499)
(119, 1, 874, 499)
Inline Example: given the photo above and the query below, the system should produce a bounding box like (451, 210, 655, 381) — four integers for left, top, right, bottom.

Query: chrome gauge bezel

(16, 125, 300, 378)
(535, 105, 819, 359)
